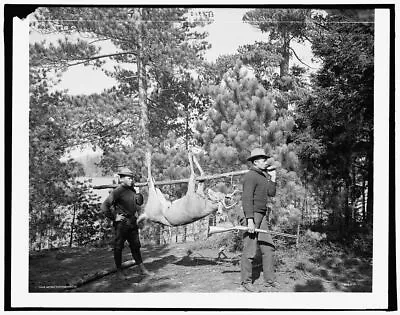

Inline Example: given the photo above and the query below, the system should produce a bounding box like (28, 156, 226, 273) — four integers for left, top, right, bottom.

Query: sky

(30, 8, 317, 95)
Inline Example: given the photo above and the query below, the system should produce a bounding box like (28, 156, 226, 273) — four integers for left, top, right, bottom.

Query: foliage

(194, 61, 303, 232)
(294, 9, 374, 228)
(31, 7, 212, 147)
(29, 64, 88, 250)
(62, 179, 104, 247)
(243, 9, 312, 77)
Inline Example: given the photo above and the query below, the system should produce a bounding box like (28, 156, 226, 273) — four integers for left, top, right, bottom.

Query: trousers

(240, 211, 275, 284)
(113, 220, 143, 269)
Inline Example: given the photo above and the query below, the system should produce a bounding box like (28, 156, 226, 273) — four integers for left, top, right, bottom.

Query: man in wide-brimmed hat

(101, 167, 154, 280)
(240, 148, 279, 292)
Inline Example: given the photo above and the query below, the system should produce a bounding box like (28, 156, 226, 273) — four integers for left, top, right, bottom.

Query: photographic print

(6, 3, 393, 311)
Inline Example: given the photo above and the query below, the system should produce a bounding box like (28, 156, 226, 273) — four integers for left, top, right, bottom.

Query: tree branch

(57, 51, 137, 68)
(289, 47, 318, 69)
(87, 38, 110, 45)
(94, 169, 250, 189)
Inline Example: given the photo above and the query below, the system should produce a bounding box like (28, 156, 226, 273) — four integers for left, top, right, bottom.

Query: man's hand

(115, 214, 125, 221)
(247, 218, 255, 233)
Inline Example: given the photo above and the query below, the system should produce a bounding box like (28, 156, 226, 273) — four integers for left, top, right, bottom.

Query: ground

(29, 234, 372, 293)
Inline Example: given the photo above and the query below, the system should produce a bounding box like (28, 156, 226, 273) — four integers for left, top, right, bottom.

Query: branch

(289, 47, 318, 69)
(63, 51, 137, 68)
(61, 260, 138, 290)
(94, 170, 250, 189)
(312, 20, 330, 31)
(87, 38, 110, 45)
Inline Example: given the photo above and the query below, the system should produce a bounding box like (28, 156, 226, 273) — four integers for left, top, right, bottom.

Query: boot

(240, 282, 261, 292)
(138, 263, 154, 277)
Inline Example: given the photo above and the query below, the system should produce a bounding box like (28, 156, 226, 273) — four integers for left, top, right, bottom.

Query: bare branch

(56, 51, 137, 68)
(289, 47, 318, 69)
(88, 38, 111, 45)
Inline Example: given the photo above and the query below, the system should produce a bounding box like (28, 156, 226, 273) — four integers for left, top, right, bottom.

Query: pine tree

(31, 7, 212, 147)
(305, 9, 374, 230)
(195, 61, 302, 231)
(243, 9, 312, 78)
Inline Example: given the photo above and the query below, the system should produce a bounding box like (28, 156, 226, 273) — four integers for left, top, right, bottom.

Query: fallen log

(63, 260, 137, 290)
(93, 169, 249, 189)
(208, 225, 298, 239)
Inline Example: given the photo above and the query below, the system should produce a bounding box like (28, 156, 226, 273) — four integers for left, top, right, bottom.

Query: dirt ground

(29, 234, 372, 293)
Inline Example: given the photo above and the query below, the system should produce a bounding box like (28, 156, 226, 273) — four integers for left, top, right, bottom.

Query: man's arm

(101, 190, 116, 221)
(242, 173, 257, 232)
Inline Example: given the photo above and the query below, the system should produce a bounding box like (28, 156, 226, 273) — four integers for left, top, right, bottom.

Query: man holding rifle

(240, 148, 279, 292)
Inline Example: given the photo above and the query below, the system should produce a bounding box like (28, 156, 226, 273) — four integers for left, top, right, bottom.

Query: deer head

(206, 188, 240, 215)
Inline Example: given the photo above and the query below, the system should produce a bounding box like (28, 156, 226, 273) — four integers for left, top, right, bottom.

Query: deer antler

(220, 189, 241, 209)
(225, 189, 241, 199)
(221, 198, 237, 209)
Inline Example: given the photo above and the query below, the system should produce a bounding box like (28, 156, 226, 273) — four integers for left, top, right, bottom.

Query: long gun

(208, 225, 297, 239)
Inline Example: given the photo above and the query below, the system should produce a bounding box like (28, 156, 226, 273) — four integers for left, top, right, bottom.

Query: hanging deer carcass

(137, 151, 238, 226)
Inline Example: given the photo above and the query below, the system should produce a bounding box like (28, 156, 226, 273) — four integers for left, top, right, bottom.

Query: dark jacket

(101, 185, 144, 224)
(242, 166, 276, 219)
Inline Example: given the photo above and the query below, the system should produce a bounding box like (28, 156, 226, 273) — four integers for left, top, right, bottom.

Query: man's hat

(118, 167, 134, 177)
(247, 148, 270, 161)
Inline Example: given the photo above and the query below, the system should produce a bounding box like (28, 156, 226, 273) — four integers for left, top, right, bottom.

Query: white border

(10, 5, 391, 310)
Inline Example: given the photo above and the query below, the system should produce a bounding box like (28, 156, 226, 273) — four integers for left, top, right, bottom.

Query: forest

(28, 7, 374, 276)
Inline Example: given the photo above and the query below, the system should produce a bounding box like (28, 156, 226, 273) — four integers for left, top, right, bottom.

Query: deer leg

(146, 151, 153, 188)
(192, 155, 205, 176)
(137, 212, 147, 224)
(187, 152, 196, 194)
(137, 151, 153, 225)
(192, 155, 205, 195)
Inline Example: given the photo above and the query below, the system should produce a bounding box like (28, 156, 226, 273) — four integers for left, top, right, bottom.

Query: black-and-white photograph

(6, 3, 394, 311)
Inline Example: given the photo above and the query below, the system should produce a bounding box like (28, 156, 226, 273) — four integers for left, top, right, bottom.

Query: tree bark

(362, 179, 366, 223)
(63, 260, 138, 290)
(366, 144, 373, 225)
(344, 179, 351, 231)
(280, 34, 290, 79)
(182, 226, 187, 243)
(69, 204, 76, 248)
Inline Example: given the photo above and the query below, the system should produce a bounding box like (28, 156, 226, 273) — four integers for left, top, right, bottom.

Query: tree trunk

(351, 164, 357, 226)
(182, 226, 187, 243)
(136, 9, 149, 150)
(64, 260, 138, 290)
(154, 225, 161, 245)
(159, 226, 164, 245)
(362, 178, 366, 223)
(136, 9, 162, 246)
(69, 204, 77, 248)
(185, 102, 190, 149)
(366, 144, 373, 224)
(280, 34, 290, 79)
(302, 175, 307, 226)
(344, 179, 351, 231)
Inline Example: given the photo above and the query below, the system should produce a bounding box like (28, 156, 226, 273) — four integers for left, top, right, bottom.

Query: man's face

(253, 158, 269, 171)
(121, 175, 134, 187)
